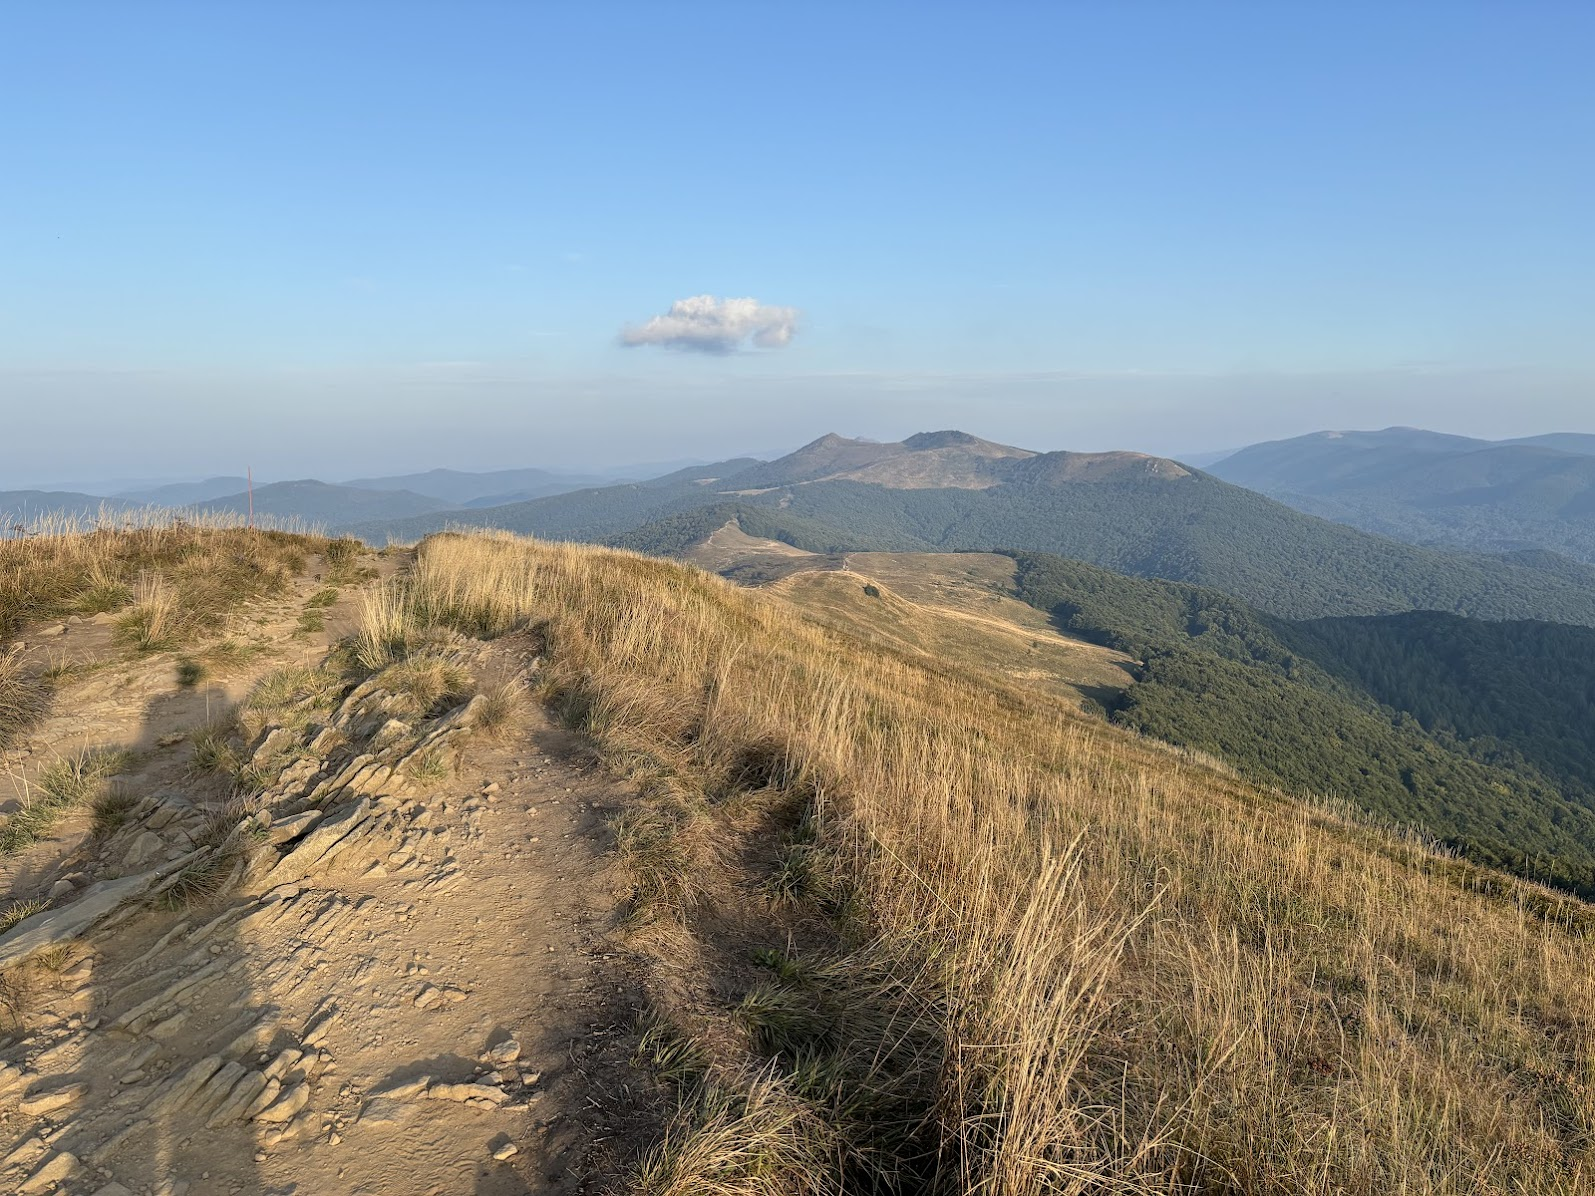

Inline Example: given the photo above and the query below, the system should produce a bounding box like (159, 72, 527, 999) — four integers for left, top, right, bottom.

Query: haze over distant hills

(350, 430, 1595, 628)
(1206, 427, 1595, 562)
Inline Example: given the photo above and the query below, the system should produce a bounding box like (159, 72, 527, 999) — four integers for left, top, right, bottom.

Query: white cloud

(619, 295, 798, 354)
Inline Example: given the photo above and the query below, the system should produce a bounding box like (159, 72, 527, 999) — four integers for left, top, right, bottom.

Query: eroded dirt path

(0, 557, 657, 1195)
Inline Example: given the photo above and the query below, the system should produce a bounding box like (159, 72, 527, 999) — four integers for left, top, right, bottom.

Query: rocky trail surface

(0, 559, 654, 1194)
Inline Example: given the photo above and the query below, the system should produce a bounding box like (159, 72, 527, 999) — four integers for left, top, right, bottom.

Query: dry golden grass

(0, 515, 319, 644)
(373, 532, 1595, 1193)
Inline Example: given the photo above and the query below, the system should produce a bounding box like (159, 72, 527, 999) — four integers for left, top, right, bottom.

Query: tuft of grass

(0, 747, 132, 854)
(633, 1075, 840, 1196)
(375, 654, 472, 717)
(0, 516, 315, 648)
(610, 805, 707, 927)
(175, 657, 206, 688)
(115, 572, 180, 651)
(201, 638, 258, 669)
(237, 664, 343, 739)
(0, 645, 49, 748)
(632, 1011, 711, 1088)
(157, 851, 243, 910)
(189, 721, 243, 777)
(403, 749, 450, 784)
(757, 843, 836, 910)
(468, 679, 523, 742)
(91, 788, 139, 836)
(157, 796, 262, 910)
(353, 581, 417, 670)
(0, 899, 47, 935)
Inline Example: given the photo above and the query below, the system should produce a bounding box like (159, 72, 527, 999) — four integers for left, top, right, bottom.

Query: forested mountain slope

(1007, 551, 1595, 894)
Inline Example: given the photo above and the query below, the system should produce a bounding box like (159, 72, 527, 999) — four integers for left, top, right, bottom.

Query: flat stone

(262, 798, 371, 884)
(483, 1038, 521, 1065)
(492, 1141, 519, 1161)
(251, 726, 295, 766)
(357, 1096, 411, 1126)
(123, 831, 165, 867)
(0, 872, 163, 969)
(369, 1074, 431, 1101)
(48, 879, 77, 899)
(19, 1150, 80, 1192)
(252, 1081, 310, 1123)
(428, 1081, 508, 1105)
(267, 810, 322, 845)
(145, 800, 188, 831)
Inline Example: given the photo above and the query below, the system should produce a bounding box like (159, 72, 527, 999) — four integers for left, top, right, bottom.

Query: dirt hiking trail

(0, 550, 659, 1194)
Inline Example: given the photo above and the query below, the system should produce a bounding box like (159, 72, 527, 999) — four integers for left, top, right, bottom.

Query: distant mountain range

(351, 430, 1595, 627)
(0, 464, 618, 530)
(1205, 426, 1595, 562)
(12, 425, 1595, 629)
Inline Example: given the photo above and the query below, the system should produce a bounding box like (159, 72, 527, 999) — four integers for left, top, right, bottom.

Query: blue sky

(3, 1, 1593, 482)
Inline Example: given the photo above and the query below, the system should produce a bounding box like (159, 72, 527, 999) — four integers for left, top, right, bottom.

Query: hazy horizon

(4, 4, 1592, 485)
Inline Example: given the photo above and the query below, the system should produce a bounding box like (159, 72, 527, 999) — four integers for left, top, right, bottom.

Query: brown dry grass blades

(0, 519, 331, 745)
(0, 519, 319, 645)
(374, 531, 1595, 1195)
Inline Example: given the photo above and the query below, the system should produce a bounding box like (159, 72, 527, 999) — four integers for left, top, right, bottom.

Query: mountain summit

(728, 431, 1185, 491)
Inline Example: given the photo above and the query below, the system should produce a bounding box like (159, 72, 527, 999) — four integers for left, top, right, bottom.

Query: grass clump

(237, 665, 343, 739)
(175, 658, 206, 688)
(610, 805, 707, 927)
(353, 582, 417, 670)
(634, 1075, 840, 1196)
(91, 788, 140, 836)
(157, 854, 241, 909)
(190, 721, 244, 777)
(632, 1011, 711, 1088)
(0, 899, 47, 935)
(375, 655, 472, 718)
(1, 748, 132, 854)
(0, 645, 49, 748)
(0, 516, 320, 650)
(469, 679, 523, 742)
(403, 749, 450, 784)
(116, 573, 179, 651)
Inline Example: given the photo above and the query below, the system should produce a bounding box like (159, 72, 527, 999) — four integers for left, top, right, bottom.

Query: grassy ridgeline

(377, 531, 1595, 1195)
(0, 519, 350, 747)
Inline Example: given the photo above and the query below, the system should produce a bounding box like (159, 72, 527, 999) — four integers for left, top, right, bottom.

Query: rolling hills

(193, 479, 455, 525)
(360, 431, 1595, 626)
(676, 519, 1595, 896)
(1208, 426, 1595, 562)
